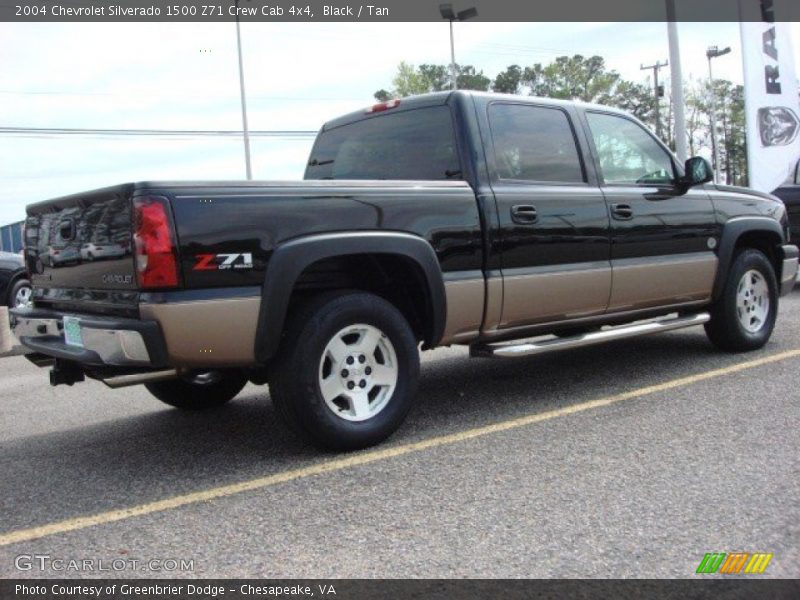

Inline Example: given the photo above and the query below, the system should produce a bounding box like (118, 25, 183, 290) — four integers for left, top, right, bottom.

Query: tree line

(374, 56, 747, 186)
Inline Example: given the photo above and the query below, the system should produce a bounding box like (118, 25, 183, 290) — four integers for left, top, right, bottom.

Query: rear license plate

(63, 316, 83, 347)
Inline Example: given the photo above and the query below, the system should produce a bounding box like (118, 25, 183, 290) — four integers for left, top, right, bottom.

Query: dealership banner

(740, 1, 800, 193)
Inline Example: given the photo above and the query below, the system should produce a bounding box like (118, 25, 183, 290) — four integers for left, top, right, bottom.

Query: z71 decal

(193, 253, 254, 271)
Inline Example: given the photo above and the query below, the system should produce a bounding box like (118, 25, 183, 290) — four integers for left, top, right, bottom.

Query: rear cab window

(304, 106, 461, 180)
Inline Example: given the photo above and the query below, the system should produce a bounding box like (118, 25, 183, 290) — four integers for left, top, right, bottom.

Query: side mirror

(678, 156, 713, 189)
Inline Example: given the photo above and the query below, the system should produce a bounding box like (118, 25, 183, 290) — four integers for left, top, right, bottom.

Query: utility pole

(721, 95, 731, 184)
(706, 45, 731, 184)
(640, 60, 668, 140)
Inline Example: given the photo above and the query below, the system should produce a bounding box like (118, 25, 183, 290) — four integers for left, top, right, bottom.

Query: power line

(0, 126, 317, 138)
(475, 42, 597, 54)
(0, 90, 366, 101)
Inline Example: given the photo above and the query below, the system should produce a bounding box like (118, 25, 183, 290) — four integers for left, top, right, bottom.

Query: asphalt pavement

(0, 291, 798, 578)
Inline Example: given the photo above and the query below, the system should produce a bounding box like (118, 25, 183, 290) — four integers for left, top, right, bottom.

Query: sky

(1, 20, 800, 225)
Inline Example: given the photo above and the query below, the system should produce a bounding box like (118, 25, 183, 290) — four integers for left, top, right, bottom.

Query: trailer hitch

(49, 360, 85, 386)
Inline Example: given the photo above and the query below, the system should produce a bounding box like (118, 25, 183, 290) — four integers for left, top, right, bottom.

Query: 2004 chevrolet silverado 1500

(10, 91, 799, 449)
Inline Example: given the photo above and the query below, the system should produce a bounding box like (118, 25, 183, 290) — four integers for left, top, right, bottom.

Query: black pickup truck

(773, 160, 800, 243)
(11, 91, 799, 449)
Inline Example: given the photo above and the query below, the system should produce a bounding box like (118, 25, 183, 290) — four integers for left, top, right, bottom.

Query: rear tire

(269, 291, 419, 450)
(145, 371, 247, 410)
(704, 248, 778, 352)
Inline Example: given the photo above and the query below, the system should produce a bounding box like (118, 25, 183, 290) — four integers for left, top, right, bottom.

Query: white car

(80, 242, 126, 261)
(48, 245, 81, 266)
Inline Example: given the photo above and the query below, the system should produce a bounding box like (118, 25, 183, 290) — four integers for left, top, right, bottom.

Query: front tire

(705, 248, 778, 352)
(145, 371, 247, 410)
(8, 278, 32, 308)
(269, 291, 420, 450)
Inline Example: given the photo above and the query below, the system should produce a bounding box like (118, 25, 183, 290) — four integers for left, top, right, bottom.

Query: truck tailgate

(24, 184, 138, 316)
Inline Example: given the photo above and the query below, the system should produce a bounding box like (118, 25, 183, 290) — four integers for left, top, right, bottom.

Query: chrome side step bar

(471, 312, 710, 358)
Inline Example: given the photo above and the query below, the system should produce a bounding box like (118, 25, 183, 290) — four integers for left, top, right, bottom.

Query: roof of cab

(321, 91, 454, 131)
(320, 90, 630, 132)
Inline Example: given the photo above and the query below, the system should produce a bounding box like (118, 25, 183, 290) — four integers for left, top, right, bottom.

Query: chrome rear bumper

(9, 308, 167, 367)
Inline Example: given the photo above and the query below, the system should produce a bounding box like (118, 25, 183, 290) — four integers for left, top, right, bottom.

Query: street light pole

(449, 18, 456, 91)
(666, 0, 687, 163)
(706, 45, 731, 184)
(439, 4, 477, 91)
(640, 60, 668, 140)
(235, 0, 253, 180)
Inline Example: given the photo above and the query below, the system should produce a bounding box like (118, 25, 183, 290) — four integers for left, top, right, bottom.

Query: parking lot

(0, 290, 798, 579)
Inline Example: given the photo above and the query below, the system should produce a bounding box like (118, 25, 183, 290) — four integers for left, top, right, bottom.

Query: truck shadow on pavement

(0, 330, 777, 532)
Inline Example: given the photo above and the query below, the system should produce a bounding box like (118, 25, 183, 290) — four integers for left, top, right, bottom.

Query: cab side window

(586, 112, 675, 185)
(489, 104, 585, 184)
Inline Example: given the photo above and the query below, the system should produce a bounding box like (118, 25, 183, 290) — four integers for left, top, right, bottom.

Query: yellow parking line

(2, 348, 799, 547)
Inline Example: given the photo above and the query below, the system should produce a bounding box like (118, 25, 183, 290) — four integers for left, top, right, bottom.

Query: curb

(0, 306, 27, 358)
(0, 346, 27, 359)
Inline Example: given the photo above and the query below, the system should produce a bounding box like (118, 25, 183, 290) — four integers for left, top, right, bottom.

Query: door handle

(611, 203, 634, 220)
(511, 204, 538, 224)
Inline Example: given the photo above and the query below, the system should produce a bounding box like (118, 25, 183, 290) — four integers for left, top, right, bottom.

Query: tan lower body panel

(608, 253, 717, 312)
(140, 297, 261, 367)
(441, 275, 486, 345)
(500, 263, 611, 328)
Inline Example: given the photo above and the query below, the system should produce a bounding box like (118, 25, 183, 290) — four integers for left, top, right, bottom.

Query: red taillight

(366, 99, 400, 113)
(22, 221, 30, 278)
(133, 196, 179, 289)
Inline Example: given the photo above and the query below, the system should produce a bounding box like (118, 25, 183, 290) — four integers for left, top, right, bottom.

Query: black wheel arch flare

(254, 232, 447, 363)
(712, 216, 786, 301)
